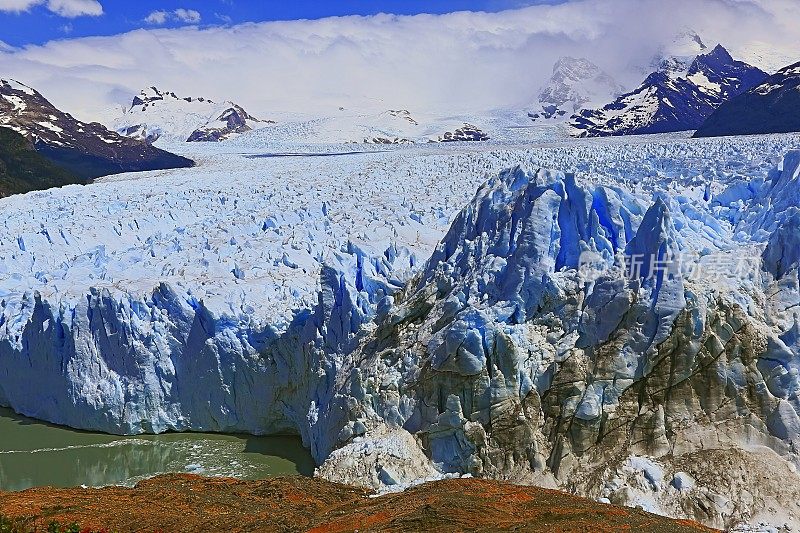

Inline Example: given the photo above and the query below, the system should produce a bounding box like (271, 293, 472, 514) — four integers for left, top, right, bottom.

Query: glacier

(2, 133, 800, 529)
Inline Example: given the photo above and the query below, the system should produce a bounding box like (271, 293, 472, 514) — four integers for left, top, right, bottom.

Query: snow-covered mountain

(528, 57, 622, 122)
(229, 108, 491, 145)
(647, 29, 708, 77)
(114, 87, 272, 143)
(187, 104, 273, 142)
(572, 45, 768, 137)
(694, 61, 800, 137)
(112, 89, 491, 145)
(0, 79, 193, 179)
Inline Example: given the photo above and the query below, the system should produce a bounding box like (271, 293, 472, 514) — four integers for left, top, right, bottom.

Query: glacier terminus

(2, 131, 800, 530)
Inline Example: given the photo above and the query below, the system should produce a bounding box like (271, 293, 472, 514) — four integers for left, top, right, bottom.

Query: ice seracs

(314, 151, 800, 530)
(2, 133, 800, 530)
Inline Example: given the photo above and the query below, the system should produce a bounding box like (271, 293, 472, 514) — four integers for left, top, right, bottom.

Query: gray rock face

(434, 124, 489, 142)
(694, 62, 800, 138)
(571, 45, 768, 137)
(187, 104, 273, 142)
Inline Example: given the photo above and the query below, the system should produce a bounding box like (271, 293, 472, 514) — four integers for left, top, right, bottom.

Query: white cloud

(145, 8, 200, 25)
(143, 10, 168, 25)
(0, 0, 798, 121)
(46, 0, 102, 17)
(0, 0, 39, 12)
(214, 12, 232, 24)
(0, 0, 102, 17)
(173, 8, 200, 23)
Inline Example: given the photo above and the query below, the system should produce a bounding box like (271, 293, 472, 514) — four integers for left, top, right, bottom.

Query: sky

(0, 0, 799, 121)
(0, 0, 559, 46)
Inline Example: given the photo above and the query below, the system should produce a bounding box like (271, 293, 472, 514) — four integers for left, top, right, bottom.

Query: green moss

(0, 514, 112, 533)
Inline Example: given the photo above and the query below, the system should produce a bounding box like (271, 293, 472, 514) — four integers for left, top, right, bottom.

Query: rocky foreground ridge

(0, 474, 715, 533)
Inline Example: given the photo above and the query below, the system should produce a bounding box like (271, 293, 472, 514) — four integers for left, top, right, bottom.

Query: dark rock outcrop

(435, 124, 489, 142)
(187, 104, 273, 142)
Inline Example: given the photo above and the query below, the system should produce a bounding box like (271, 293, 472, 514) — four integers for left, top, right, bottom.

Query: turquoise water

(0, 407, 314, 491)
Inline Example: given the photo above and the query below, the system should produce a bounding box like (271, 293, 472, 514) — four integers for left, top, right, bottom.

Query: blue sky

(0, 0, 558, 47)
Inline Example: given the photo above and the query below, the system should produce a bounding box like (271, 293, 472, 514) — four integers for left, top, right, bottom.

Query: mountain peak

(670, 29, 708, 57)
(552, 57, 596, 77)
(116, 87, 271, 143)
(529, 56, 621, 121)
(697, 44, 734, 65)
(573, 45, 767, 137)
(648, 29, 708, 77)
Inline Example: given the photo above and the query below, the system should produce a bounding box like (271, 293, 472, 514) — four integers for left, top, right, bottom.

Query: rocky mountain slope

(572, 45, 768, 136)
(0, 79, 193, 180)
(114, 87, 272, 143)
(694, 62, 800, 137)
(0, 474, 715, 533)
(187, 104, 273, 142)
(528, 57, 622, 122)
(0, 127, 82, 197)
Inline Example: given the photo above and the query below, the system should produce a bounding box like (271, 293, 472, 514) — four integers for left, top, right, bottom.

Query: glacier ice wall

(3, 138, 800, 529)
(0, 244, 406, 464)
(316, 153, 800, 530)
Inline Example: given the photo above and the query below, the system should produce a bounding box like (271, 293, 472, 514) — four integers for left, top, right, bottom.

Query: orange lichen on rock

(0, 474, 718, 533)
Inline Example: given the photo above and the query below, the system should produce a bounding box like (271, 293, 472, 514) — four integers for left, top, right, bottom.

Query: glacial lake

(0, 407, 315, 491)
